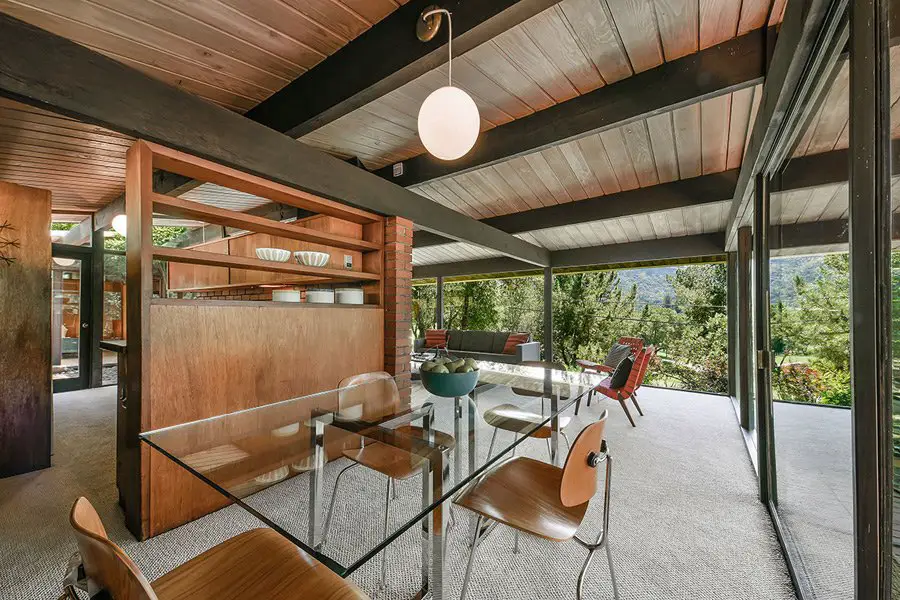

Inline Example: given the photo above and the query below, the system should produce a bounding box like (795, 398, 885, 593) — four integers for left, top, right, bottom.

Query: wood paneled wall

(0, 180, 51, 477)
(144, 300, 384, 535)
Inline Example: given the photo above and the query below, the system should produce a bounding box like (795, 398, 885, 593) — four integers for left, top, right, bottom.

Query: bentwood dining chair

(482, 361, 573, 460)
(65, 497, 368, 600)
(322, 371, 454, 588)
(454, 411, 618, 600)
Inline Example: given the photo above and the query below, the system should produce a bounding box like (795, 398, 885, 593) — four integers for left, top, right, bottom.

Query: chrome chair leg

(322, 462, 360, 547)
(460, 515, 485, 600)
(606, 541, 619, 600)
(576, 547, 596, 600)
(379, 476, 392, 589)
(486, 428, 498, 459)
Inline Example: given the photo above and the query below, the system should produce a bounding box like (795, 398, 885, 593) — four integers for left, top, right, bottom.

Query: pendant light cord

(423, 8, 453, 86)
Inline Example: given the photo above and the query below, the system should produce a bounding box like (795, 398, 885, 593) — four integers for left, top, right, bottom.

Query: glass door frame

(743, 0, 895, 596)
(51, 242, 93, 393)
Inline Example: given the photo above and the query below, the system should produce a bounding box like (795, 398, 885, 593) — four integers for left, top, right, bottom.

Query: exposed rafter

(415, 141, 886, 249)
(245, 0, 564, 138)
(0, 14, 549, 266)
(414, 216, 897, 279)
(415, 170, 739, 248)
(377, 28, 768, 187)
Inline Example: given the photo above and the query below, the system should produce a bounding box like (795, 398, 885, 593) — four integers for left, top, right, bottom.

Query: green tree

(552, 271, 637, 368)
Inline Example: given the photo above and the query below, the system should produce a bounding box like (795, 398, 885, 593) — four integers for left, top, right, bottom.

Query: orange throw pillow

(424, 329, 448, 348)
(503, 333, 530, 354)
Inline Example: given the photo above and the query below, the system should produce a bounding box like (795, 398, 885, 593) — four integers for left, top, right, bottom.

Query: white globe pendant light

(111, 214, 127, 237)
(416, 7, 480, 161)
(418, 86, 480, 160)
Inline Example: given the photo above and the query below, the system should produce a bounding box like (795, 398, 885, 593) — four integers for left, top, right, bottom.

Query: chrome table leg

(307, 417, 326, 549)
(550, 389, 560, 467)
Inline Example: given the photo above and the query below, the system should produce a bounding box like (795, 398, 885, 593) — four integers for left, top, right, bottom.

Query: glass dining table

(140, 361, 606, 600)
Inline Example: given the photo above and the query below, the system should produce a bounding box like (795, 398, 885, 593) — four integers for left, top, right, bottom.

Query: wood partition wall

(123, 141, 387, 538)
(0, 181, 51, 478)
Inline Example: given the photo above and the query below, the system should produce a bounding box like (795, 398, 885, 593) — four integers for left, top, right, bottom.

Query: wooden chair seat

(455, 456, 588, 542)
(483, 403, 572, 439)
(152, 528, 368, 600)
(342, 426, 455, 480)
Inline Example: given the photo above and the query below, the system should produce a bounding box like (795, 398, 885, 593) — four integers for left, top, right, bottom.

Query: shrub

(773, 363, 824, 403)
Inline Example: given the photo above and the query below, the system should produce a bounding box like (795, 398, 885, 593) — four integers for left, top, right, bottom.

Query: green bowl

(420, 368, 480, 398)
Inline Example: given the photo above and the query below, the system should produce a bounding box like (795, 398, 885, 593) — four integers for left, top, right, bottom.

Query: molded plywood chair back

(69, 497, 158, 600)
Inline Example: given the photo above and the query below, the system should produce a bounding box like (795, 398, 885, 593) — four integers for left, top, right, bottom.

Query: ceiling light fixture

(416, 6, 480, 161)
(111, 214, 127, 237)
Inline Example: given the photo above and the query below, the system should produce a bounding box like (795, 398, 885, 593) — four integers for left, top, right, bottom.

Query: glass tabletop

(139, 361, 605, 580)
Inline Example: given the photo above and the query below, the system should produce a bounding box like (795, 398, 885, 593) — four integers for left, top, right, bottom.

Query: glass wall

(769, 140, 854, 598)
(412, 260, 730, 394)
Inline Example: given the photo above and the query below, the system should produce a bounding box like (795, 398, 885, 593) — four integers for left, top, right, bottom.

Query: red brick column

(383, 217, 413, 389)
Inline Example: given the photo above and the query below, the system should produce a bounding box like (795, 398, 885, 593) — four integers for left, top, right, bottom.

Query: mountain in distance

(613, 256, 826, 309)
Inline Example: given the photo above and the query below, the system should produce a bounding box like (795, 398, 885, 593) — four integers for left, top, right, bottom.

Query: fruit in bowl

(419, 357, 480, 397)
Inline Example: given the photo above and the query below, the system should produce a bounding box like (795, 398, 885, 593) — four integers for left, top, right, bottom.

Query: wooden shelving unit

(152, 194, 381, 253)
(124, 139, 389, 540)
(154, 247, 381, 281)
(124, 140, 386, 302)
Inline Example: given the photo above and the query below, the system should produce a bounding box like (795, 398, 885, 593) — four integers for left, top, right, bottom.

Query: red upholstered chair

(576, 337, 644, 375)
(422, 328, 448, 351)
(576, 347, 653, 427)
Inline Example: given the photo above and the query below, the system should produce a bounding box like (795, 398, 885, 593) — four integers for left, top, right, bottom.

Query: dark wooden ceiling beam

(415, 140, 878, 249)
(415, 169, 739, 247)
(414, 215, 898, 278)
(378, 28, 768, 187)
(0, 14, 549, 266)
(245, 0, 564, 139)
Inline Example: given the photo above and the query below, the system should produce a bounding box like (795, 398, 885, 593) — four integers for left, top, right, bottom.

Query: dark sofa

(414, 329, 541, 364)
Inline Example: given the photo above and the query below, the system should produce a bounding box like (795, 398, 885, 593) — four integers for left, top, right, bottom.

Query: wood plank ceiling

(301, 0, 782, 169)
(0, 0, 406, 212)
(0, 0, 817, 255)
(0, 0, 407, 113)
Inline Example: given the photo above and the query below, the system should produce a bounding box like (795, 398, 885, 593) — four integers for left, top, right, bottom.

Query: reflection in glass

(51, 259, 82, 381)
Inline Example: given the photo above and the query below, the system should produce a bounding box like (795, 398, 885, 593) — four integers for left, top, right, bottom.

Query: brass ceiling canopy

(417, 5, 443, 42)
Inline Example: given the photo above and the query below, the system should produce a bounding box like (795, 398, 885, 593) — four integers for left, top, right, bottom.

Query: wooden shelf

(154, 247, 381, 282)
(152, 194, 381, 253)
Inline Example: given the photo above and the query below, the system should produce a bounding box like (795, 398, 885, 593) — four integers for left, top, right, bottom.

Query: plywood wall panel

(146, 301, 384, 534)
(0, 180, 51, 477)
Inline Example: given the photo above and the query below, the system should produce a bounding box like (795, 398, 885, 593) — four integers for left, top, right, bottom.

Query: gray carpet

(0, 385, 796, 600)
(773, 402, 853, 600)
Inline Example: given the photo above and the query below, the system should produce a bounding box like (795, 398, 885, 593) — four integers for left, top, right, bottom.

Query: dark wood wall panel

(0, 180, 51, 477)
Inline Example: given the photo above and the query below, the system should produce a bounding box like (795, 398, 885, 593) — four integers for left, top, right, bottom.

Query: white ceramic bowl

(294, 251, 330, 267)
(306, 289, 334, 304)
(335, 288, 364, 305)
(255, 247, 291, 262)
(272, 289, 302, 303)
